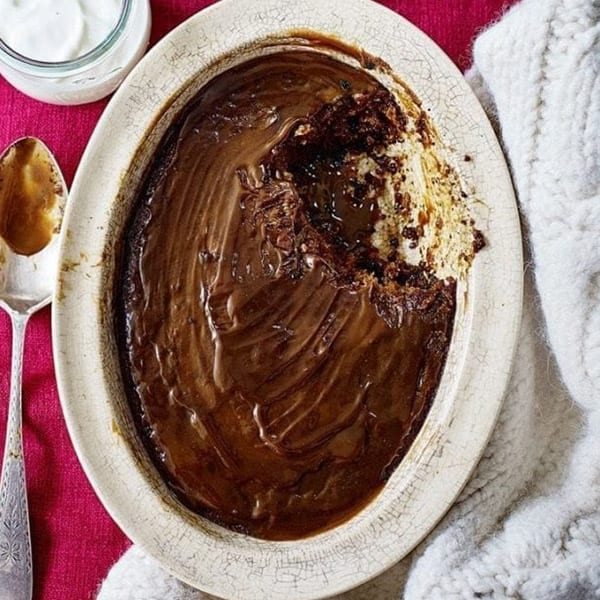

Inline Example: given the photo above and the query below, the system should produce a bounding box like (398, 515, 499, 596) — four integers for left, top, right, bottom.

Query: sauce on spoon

(0, 137, 65, 256)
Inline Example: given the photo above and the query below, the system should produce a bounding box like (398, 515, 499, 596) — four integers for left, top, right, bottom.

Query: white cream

(0, 0, 151, 104)
(0, 0, 123, 62)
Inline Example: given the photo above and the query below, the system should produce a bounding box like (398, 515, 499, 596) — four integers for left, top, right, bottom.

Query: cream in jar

(0, 0, 122, 62)
(0, 0, 151, 105)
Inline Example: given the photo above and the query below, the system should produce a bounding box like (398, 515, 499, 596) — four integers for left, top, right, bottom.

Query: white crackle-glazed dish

(52, 0, 522, 598)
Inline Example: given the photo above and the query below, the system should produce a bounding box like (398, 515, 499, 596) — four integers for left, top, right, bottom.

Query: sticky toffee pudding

(115, 42, 481, 540)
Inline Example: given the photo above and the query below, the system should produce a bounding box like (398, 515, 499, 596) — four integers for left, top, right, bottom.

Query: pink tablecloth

(0, 1, 513, 598)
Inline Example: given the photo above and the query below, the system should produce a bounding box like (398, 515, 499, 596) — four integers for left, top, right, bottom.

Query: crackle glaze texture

(53, 0, 522, 599)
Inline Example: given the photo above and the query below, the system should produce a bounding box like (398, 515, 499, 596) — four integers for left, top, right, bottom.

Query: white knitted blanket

(98, 0, 600, 597)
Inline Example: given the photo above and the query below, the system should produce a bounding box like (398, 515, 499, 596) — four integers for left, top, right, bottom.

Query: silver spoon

(0, 137, 67, 600)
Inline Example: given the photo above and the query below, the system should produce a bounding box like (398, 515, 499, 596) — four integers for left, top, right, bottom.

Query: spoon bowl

(0, 137, 67, 314)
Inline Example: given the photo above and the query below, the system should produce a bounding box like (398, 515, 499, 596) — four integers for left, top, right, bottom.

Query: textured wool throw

(99, 0, 600, 597)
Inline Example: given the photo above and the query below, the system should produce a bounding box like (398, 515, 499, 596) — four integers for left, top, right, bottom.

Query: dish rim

(52, 1, 523, 598)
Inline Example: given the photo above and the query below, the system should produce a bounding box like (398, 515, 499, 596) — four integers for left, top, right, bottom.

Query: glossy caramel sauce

(0, 138, 63, 256)
(116, 49, 456, 540)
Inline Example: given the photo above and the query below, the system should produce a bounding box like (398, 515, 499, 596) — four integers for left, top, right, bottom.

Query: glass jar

(0, 0, 151, 105)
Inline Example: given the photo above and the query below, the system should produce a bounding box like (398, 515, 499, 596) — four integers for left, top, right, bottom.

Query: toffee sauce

(0, 138, 62, 256)
(116, 49, 455, 540)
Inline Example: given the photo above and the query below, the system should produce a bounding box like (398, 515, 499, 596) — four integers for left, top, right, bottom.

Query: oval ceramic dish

(52, 0, 522, 598)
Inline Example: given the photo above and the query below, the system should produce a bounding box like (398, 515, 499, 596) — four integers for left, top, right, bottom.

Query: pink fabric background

(0, 1, 514, 598)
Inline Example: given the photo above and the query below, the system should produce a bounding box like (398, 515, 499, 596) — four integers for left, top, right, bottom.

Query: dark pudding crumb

(473, 229, 486, 252)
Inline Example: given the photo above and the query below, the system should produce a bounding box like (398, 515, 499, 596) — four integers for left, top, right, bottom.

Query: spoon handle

(0, 313, 32, 600)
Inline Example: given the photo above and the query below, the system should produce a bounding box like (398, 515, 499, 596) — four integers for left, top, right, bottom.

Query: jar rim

(0, 0, 132, 75)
